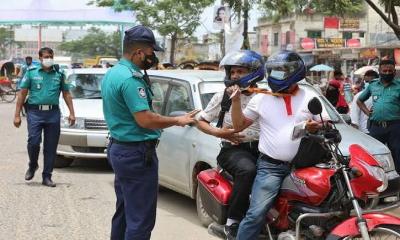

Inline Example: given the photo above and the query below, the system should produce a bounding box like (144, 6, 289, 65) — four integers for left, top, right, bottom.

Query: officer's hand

(226, 85, 240, 101)
(176, 109, 201, 127)
(217, 127, 245, 145)
(305, 119, 322, 133)
(69, 114, 76, 126)
(13, 116, 21, 128)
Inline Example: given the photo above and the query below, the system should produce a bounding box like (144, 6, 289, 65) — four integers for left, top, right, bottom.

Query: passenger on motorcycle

(197, 50, 264, 239)
(228, 50, 323, 240)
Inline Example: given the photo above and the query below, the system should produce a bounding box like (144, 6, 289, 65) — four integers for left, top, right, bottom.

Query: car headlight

(370, 166, 388, 192)
(373, 154, 394, 172)
(61, 117, 85, 129)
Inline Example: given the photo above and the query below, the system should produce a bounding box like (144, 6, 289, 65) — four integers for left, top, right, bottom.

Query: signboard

(213, 5, 230, 30)
(360, 48, 377, 59)
(395, 49, 400, 66)
(316, 38, 344, 48)
(340, 19, 360, 29)
(300, 37, 315, 49)
(346, 39, 361, 48)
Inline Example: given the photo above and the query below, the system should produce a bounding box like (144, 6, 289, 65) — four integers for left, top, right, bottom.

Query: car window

(69, 73, 103, 99)
(165, 84, 193, 115)
(198, 81, 225, 109)
(151, 81, 169, 114)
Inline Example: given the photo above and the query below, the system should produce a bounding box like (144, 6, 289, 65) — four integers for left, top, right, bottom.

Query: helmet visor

(266, 60, 302, 81)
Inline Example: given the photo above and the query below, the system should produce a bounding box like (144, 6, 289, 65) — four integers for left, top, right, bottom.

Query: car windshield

(198, 81, 226, 109)
(69, 73, 103, 99)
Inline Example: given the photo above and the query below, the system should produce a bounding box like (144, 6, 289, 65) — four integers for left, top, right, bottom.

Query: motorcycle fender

(326, 213, 400, 240)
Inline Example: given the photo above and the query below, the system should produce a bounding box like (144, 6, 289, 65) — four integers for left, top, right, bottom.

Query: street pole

(38, 24, 42, 51)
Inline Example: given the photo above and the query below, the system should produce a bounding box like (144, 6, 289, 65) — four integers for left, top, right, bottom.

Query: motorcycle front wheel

(342, 225, 400, 239)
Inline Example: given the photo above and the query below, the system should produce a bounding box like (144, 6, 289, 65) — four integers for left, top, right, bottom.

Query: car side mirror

(340, 114, 352, 125)
(308, 97, 323, 115)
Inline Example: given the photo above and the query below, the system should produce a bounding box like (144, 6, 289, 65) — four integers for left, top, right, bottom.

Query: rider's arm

(197, 119, 223, 137)
(231, 95, 255, 132)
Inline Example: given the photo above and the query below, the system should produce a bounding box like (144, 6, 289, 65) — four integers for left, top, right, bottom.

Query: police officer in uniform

(357, 59, 400, 173)
(101, 25, 199, 240)
(13, 47, 75, 187)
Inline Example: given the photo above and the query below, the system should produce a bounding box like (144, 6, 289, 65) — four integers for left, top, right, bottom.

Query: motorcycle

(197, 97, 400, 239)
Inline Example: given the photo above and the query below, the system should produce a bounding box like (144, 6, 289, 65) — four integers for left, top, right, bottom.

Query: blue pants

(108, 139, 159, 240)
(237, 157, 291, 240)
(369, 122, 400, 173)
(26, 108, 60, 179)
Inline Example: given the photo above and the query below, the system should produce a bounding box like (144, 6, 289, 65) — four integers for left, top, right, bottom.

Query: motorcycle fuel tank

(280, 166, 336, 206)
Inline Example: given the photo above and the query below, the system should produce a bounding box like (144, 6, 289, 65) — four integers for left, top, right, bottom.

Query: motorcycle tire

(341, 224, 400, 239)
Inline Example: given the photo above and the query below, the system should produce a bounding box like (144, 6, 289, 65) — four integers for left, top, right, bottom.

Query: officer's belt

(370, 120, 400, 128)
(111, 138, 159, 148)
(26, 104, 59, 111)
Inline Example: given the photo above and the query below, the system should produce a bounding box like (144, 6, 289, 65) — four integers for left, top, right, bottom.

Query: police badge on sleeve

(137, 87, 147, 98)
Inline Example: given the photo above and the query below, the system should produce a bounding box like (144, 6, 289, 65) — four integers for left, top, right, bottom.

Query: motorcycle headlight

(370, 166, 388, 192)
(373, 154, 394, 172)
(61, 117, 85, 129)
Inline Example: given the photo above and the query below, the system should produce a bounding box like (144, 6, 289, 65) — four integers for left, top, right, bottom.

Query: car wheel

(196, 185, 213, 227)
(54, 155, 73, 168)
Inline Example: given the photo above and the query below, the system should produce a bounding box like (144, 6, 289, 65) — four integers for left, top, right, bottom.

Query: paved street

(0, 102, 217, 240)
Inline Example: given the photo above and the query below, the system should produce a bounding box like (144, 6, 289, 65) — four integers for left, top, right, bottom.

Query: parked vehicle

(199, 97, 400, 239)
(56, 69, 400, 228)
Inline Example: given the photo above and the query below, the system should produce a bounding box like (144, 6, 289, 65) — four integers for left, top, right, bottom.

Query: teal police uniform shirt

(359, 78, 400, 121)
(101, 58, 161, 142)
(19, 65, 70, 105)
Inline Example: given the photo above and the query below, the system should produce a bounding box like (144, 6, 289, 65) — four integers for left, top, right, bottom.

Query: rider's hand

(216, 127, 244, 145)
(14, 115, 21, 128)
(226, 85, 240, 101)
(176, 109, 201, 127)
(305, 119, 322, 133)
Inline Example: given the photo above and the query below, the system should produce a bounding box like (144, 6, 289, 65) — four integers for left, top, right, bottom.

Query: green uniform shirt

(19, 65, 70, 105)
(358, 78, 400, 121)
(101, 58, 161, 142)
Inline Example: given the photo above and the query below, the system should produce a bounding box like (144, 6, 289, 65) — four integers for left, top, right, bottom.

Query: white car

(56, 69, 400, 227)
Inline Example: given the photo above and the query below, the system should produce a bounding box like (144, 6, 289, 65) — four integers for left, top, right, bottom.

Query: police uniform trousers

(107, 138, 158, 240)
(217, 141, 258, 221)
(26, 106, 60, 179)
(369, 120, 400, 173)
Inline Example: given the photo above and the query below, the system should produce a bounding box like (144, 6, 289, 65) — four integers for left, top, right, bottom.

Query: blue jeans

(108, 139, 159, 240)
(237, 156, 291, 240)
(26, 108, 60, 178)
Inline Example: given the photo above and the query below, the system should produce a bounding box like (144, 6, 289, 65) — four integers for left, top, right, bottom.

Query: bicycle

(0, 76, 17, 103)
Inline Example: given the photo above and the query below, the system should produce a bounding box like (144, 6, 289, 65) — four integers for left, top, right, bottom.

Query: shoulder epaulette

(132, 71, 143, 78)
(27, 66, 37, 71)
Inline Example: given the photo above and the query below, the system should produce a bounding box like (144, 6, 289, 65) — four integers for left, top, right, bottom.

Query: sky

(0, 0, 262, 38)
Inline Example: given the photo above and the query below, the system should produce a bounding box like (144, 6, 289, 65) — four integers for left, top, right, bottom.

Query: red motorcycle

(198, 97, 400, 239)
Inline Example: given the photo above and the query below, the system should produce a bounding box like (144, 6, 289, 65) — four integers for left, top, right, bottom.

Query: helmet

(265, 50, 306, 93)
(219, 50, 265, 88)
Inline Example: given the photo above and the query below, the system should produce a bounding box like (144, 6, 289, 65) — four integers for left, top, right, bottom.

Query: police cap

(124, 25, 164, 51)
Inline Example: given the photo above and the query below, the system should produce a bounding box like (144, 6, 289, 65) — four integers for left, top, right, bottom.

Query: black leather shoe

(24, 166, 38, 181)
(42, 178, 56, 187)
(224, 223, 239, 240)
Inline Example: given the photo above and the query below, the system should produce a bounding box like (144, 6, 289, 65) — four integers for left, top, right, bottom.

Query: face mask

(42, 58, 54, 68)
(380, 73, 395, 82)
(142, 52, 158, 70)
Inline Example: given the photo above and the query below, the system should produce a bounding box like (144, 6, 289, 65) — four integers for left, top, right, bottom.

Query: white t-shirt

(350, 91, 372, 134)
(243, 88, 319, 161)
(199, 91, 260, 142)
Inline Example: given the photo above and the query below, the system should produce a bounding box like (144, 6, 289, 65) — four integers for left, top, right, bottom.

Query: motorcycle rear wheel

(342, 225, 400, 239)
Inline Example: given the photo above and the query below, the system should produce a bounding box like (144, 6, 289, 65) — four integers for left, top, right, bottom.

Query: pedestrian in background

(17, 56, 33, 91)
(350, 70, 379, 134)
(357, 59, 400, 173)
(13, 47, 75, 187)
(101, 25, 199, 240)
(325, 70, 349, 113)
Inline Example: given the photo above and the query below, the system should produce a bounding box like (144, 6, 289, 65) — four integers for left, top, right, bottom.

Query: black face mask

(142, 52, 159, 70)
(381, 73, 395, 83)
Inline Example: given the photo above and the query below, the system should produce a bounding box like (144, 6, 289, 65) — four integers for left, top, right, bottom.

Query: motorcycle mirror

(308, 97, 323, 115)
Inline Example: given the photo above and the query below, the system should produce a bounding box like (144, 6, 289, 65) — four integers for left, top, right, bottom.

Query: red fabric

(283, 96, 292, 116)
(324, 17, 339, 29)
(329, 79, 348, 108)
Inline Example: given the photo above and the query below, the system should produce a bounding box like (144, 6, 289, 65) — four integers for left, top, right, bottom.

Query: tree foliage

(58, 27, 121, 59)
(366, 0, 400, 39)
(91, 0, 214, 64)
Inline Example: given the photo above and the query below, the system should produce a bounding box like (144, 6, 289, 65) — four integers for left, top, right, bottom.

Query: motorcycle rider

(197, 50, 264, 239)
(228, 50, 323, 240)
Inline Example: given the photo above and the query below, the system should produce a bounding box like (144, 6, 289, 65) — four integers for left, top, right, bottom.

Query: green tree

(58, 27, 121, 59)
(365, 0, 400, 39)
(0, 27, 19, 59)
(91, 0, 214, 64)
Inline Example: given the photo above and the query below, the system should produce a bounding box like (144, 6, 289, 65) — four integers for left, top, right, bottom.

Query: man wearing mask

(350, 70, 379, 133)
(101, 25, 199, 240)
(13, 47, 75, 187)
(357, 59, 400, 173)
